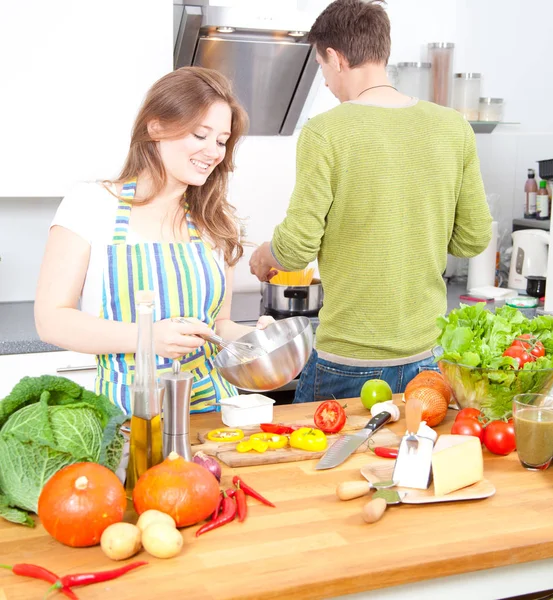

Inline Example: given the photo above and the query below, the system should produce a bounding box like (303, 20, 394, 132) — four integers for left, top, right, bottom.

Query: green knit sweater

(271, 100, 492, 360)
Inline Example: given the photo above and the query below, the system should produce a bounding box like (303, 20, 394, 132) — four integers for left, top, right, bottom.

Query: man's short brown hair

(308, 0, 391, 68)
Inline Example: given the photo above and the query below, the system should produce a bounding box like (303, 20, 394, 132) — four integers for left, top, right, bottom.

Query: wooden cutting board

(192, 415, 401, 467)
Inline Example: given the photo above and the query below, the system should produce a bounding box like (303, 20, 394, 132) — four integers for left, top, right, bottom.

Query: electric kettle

(508, 229, 549, 291)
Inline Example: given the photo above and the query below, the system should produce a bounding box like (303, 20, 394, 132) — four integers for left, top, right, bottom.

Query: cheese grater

(315, 412, 392, 470)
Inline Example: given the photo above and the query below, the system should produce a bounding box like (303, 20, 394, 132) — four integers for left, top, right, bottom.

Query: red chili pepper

(225, 487, 236, 498)
(260, 423, 295, 435)
(232, 475, 275, 508)
(211, 490, 223, 520)
(373, 447, 399, 459)
(196, 491, 236, 537)
(0, 563, 78, 599)
(52, 561, 147, 591)
(234, 481, 247, 522)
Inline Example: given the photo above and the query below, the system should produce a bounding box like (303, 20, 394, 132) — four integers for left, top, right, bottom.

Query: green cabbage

(0, 375, 126, 527)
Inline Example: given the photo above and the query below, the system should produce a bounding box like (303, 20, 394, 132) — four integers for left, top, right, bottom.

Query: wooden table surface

(2, 396, 553, 600)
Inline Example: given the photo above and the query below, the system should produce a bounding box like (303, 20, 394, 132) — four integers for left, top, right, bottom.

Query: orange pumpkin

(37, 462, 126, 547)
(404, 371, 452, 404)
(133, 452, 219, 527)
(404, 386, 448, 427)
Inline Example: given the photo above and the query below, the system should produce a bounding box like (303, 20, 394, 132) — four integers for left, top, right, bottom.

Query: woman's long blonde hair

(112, 67, 249, 266)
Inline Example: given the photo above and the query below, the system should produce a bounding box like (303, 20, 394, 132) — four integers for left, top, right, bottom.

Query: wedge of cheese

(431, 435, 484, 496)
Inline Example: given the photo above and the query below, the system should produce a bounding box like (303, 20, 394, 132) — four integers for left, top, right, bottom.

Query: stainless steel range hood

(173, 2, 319, 135)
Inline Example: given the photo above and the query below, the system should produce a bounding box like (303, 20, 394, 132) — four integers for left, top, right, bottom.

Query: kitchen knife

(315, 411, 392, 470)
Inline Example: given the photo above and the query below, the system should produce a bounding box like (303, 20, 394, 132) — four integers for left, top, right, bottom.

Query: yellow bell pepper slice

(250, 432, 288, 450)
(207, 428, 244, 443)
(236, 440, 253, 453)
(290, 427, 327, 452)
(236, 438, 268, 453)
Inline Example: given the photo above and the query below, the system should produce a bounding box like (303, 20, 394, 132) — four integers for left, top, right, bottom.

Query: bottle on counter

(125, 290, 163, 495)
(537, 180, 550, 220)
(524, 169, 538, 218)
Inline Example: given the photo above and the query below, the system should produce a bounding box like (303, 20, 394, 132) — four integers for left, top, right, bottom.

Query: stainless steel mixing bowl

(212, 316, 314, 392)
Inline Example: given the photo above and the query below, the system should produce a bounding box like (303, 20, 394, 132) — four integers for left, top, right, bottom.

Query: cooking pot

(261, 279, 323, 316)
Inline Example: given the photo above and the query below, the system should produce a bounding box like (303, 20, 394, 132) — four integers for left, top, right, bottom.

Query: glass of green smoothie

(513, 394, 553, 471)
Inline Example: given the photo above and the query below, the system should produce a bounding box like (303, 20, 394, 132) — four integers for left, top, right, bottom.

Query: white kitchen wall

(457, 0, 553, 263)
(1, 0, 551, 302)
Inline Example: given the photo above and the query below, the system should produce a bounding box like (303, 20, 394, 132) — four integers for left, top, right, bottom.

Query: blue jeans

(293, 349, 440, 403)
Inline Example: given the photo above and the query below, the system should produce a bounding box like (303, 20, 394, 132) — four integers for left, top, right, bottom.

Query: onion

(192, 451, 221, 482)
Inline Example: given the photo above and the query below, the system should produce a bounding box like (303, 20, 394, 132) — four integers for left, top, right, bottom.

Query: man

(250, 0, 492, 402)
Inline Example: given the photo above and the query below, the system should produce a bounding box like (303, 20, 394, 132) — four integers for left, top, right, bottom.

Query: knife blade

(315, 411, 392, 470)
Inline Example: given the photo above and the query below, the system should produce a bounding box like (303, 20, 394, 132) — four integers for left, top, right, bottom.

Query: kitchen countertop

(0, 280, 470, 356)
(2, 398, 553, 600)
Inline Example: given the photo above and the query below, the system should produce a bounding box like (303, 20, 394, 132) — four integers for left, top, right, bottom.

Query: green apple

(360, 379, 393, 410)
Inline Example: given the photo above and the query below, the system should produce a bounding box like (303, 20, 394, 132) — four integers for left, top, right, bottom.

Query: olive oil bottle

(126, 290, 163, 495)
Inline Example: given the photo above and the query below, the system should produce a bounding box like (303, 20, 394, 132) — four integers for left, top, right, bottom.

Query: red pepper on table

(196, 491, 236, 537)
(234, 481, 247, 523)
(373, 447, 399, 459)
(49, 561, 148, 593)
(225, 487, 236, 498)
(211, 490, 223, 520)
(260, 423, 296, 435)
(0, 563, 78, 599)
(232, 475, 275, 508)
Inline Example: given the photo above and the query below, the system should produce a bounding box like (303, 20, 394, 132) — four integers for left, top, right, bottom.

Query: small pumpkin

(132, 452, 219, 527)
(38, 462, 126, 547)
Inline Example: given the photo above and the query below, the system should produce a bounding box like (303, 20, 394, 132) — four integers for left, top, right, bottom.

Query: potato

(136, 509, 176, 533)
(142, 523, 183, 559)
(101, 522, 142, 561)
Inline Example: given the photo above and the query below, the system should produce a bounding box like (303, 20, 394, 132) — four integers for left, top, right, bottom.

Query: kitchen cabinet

(0, 351, 96, 398)
(0, 0, 173, 198)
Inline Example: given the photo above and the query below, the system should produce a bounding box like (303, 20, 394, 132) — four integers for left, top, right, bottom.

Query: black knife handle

(364, 411, 392, 432)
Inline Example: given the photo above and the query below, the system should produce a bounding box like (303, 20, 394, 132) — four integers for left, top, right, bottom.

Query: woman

(35, 66, 272, 414)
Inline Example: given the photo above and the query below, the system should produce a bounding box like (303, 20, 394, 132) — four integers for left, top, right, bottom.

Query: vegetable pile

(0, 375, 126, 526)
(437, 304, 553, 420)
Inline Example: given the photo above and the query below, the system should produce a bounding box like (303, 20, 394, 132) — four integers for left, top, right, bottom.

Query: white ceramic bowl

(218, 394, 275, 427)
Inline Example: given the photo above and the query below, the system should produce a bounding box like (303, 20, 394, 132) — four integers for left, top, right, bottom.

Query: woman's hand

(153, 317, 214, 359)
(256, 315, 275, 330)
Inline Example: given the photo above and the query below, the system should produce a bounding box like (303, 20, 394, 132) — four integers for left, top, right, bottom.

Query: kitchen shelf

(469, 121, 520, 134)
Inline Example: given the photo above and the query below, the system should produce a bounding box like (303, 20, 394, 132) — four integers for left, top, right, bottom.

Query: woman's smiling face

(157, 101, 232, 187)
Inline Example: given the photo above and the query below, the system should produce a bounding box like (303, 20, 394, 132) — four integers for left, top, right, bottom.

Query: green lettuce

(437, 304, 553, 420)
(0, 375, 126, 527)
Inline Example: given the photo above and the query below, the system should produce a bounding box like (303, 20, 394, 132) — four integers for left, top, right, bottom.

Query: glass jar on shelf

(452, 73, 482, 121)
(397, 62, 431, 101)
(428, 42, 455, 106)
(478, 97, 504, 122)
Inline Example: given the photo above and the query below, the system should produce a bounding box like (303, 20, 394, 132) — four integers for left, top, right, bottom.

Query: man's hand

(249, 241, 280, 282)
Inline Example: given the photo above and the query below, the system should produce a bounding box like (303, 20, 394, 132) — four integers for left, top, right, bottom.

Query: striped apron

(94, 179, 237, 415)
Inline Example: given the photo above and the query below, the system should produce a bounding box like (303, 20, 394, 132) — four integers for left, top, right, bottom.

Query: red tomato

(451, 417, 484, 442)
(482, 420, 516, 455)
(511, 334, 545, 358)
(503, 345, 535, 368)
(314, 400, 347, 434)
(455, 408, 482, 422)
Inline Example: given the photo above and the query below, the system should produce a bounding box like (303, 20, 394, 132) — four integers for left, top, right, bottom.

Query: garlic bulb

(370, 400, 400, 422)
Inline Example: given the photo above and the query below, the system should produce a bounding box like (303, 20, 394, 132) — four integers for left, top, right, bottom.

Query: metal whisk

(173, 317, 267, 364)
